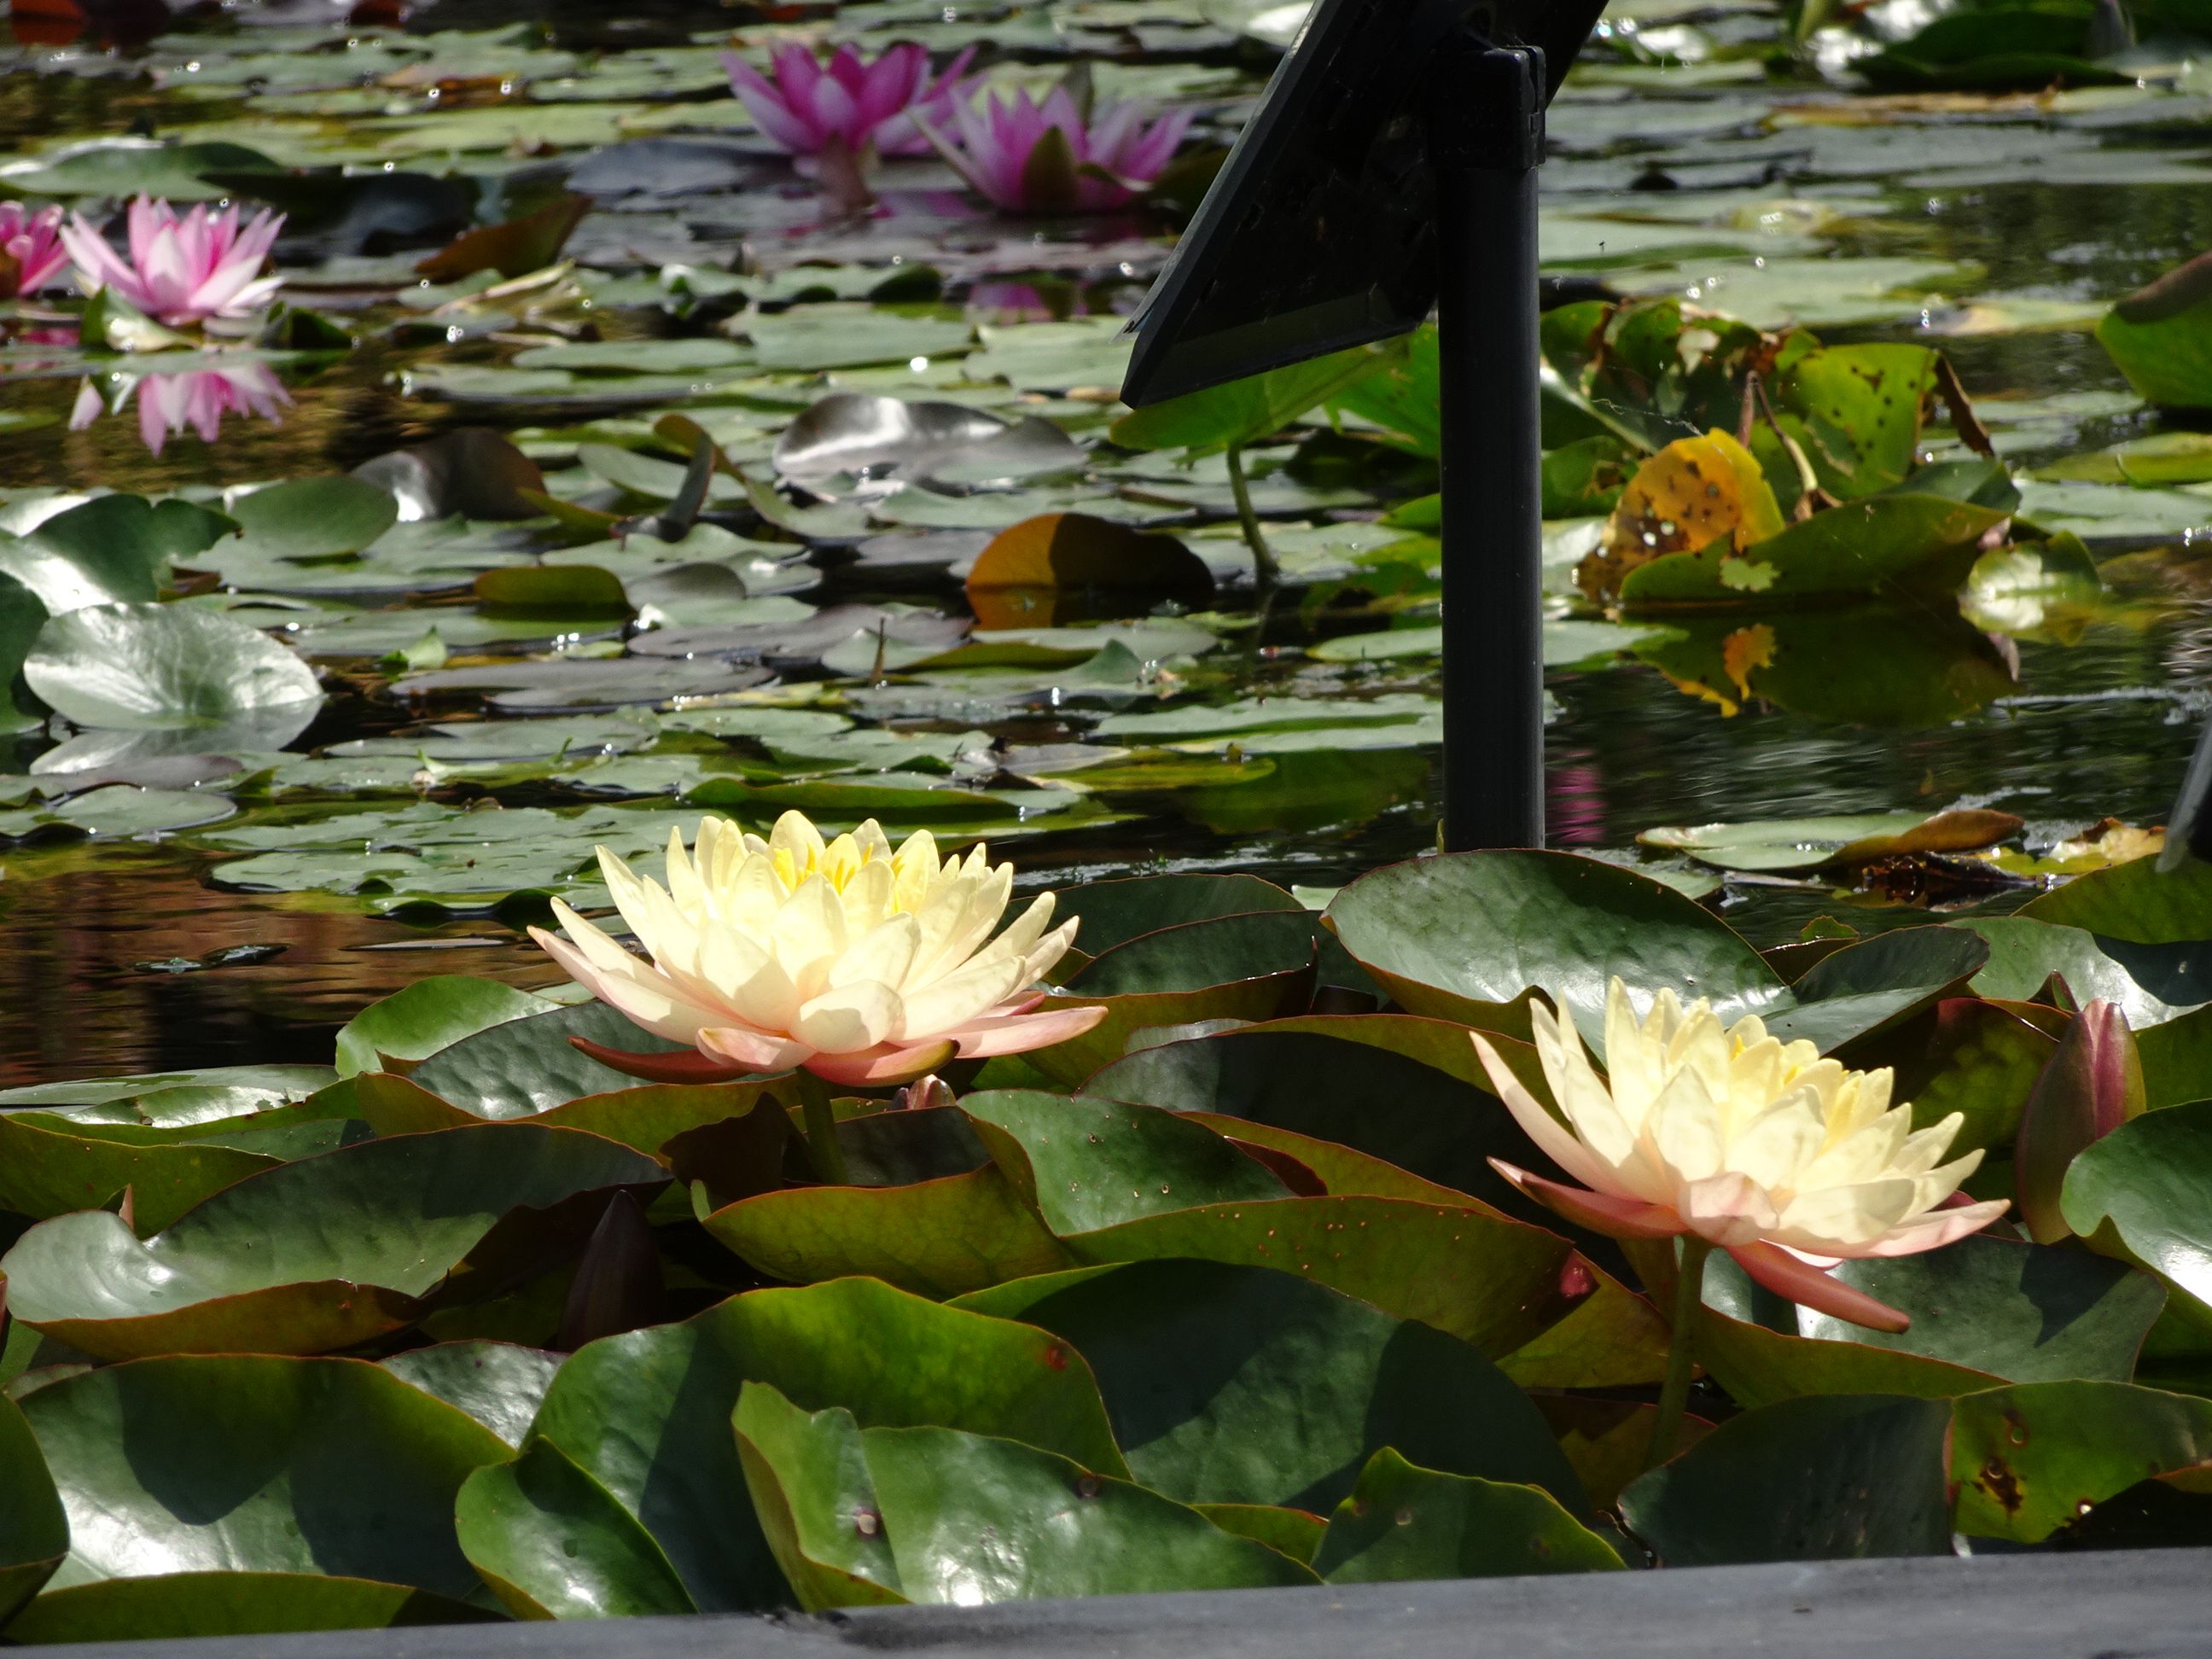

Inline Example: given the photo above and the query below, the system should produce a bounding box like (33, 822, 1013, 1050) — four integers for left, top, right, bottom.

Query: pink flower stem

(1646, 1235, 1713, 1471)
(795, 1066, 850, 1185)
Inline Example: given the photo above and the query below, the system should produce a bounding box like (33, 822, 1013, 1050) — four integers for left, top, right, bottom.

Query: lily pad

(1313, 1449, 1622, 1582)
(1697, 1233, 2165, 1403)
(735, 1383, 1316, 1610)
(1324, 849, 1787, 1042)
(0, 1395, 67, 1627)
(0, 1123, 667, 1359)
(525, 1278, 1128, 1612)
(1617, 492, 2009, 608)
(17, 1354, 510, 1599)
(1619, 1394, 1954, 1564)
(25, 603, 323, 733)
(946, 1259, 1585, 1516)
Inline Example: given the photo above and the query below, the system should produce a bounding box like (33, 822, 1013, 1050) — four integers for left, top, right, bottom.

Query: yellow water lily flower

(1472, 977, 2009, 1331)
(532, 811, 1103, 1086)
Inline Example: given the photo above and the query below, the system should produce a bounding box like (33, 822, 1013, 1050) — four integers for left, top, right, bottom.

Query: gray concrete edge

(23, 1549, 2212, 1659)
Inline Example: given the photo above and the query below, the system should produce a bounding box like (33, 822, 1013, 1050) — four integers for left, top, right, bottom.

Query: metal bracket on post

(1432, 34, 1546, 854)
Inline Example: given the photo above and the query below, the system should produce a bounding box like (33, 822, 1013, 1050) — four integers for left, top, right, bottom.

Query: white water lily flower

(532, 812, 1103, 1086)
(1472, 978, 2010, 1332)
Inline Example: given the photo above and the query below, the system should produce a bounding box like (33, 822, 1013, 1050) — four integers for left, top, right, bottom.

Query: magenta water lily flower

(61, 196, 285, 329)
(925, 85, 1191, 212)
(725, 41, 976, 164)
(69, 358, 290, 457)
(0, 201, 67, 299)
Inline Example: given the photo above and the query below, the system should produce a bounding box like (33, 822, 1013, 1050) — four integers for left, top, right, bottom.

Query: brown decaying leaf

(416, 193, 591, 283)
(964, 512, 1214, 628)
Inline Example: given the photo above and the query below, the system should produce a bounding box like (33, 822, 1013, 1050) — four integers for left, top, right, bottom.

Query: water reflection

(68, 356, 291, 457)
(0, 848, 561, 1087)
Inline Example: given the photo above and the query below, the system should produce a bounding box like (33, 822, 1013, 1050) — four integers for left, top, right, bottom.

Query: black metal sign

(1122, 0, 1602, 407)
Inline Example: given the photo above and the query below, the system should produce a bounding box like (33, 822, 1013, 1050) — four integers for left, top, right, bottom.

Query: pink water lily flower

(926, 85, 1191, 212)
(60, 196, 285, 329)
(69, 358, 290, 457)
(725, 41, 976, 163)
(0, 201, 67, 298)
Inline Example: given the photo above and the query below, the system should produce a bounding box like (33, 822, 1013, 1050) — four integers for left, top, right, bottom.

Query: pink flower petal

(697, 1023, 814, 1074)
(567, 1035, 758, 1084)
(1829, 1198, 2011, 1258)
(943, 1001, 1107, 1058)
(806, 1039, 958, 1086)
(1726, 1239, 1912, 1333)
(1488, 1158, 1685, 1240)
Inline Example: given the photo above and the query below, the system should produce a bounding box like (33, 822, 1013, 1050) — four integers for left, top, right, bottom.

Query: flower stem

(1647, 1236, 1713, 1470)
(795, 1069, 849, 1185)
(1224, 444, 1279, 588)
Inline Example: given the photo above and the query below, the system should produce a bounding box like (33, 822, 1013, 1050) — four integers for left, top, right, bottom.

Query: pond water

(2, 0, 2209, 1082)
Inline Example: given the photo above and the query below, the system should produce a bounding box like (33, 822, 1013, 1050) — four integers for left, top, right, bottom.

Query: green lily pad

(1065, 1190, 1580, 1360)
(1313, 1448, 1623, 1583)
(2139, 1004, 2212, 1110)
(1082, 1021, 1567, 1220)
(457, 1437, 697, 1621)
(358, 1071, 776, 1158)
(2020, 855, 2212, 946)
(2098, 263, 2212, 410)
(1066, 910, 1330, 998)
(1110, 345, 1393, 458)
(0, 495, 208, 612)
(25, 603, 323, 732)
(698, 1162, 1078, 1299)
(947, 1258, 1585, 1516)
(2063, 1100, 2212, 1321)
(735, 1383, 1316, 1610)
(1054, 872, 1307, 962)
(1026, 962, 1319, 1085)
(743, 305, 974, 373)
(1879, 996, 2060, 1154)
(17, 1354, 510, 1598)
(960, 1090, 1292, 1236)
(1619, 1394, 1954, 1564)
(1697, 1233, 2164, 1402)
(1617, 492, 2009, 608)
(0, 1394, 67, 1627)
(0, 1573, 498, 1643)
(0, 1109, 280, 1237)
(224, 477, 399, 560)
(378, 1342, 563, 1451)
(1639, 809, 2021, 874)
(0, 1123, 667, 1359)
(407, 1002, 693, 1117)
(525, 1278, 1128, 1612)
(1951, 1380, 2212, 1543)
(1324, 848, 1787, 1042)
(1965, 917, 2199, 1029)
(334, 977, 560, 1078)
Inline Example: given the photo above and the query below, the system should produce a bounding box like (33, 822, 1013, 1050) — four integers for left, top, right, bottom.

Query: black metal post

(1433, 38, 1546, 853)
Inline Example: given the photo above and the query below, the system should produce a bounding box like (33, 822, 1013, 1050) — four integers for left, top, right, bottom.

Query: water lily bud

(2016, 998, 2145, 1244)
